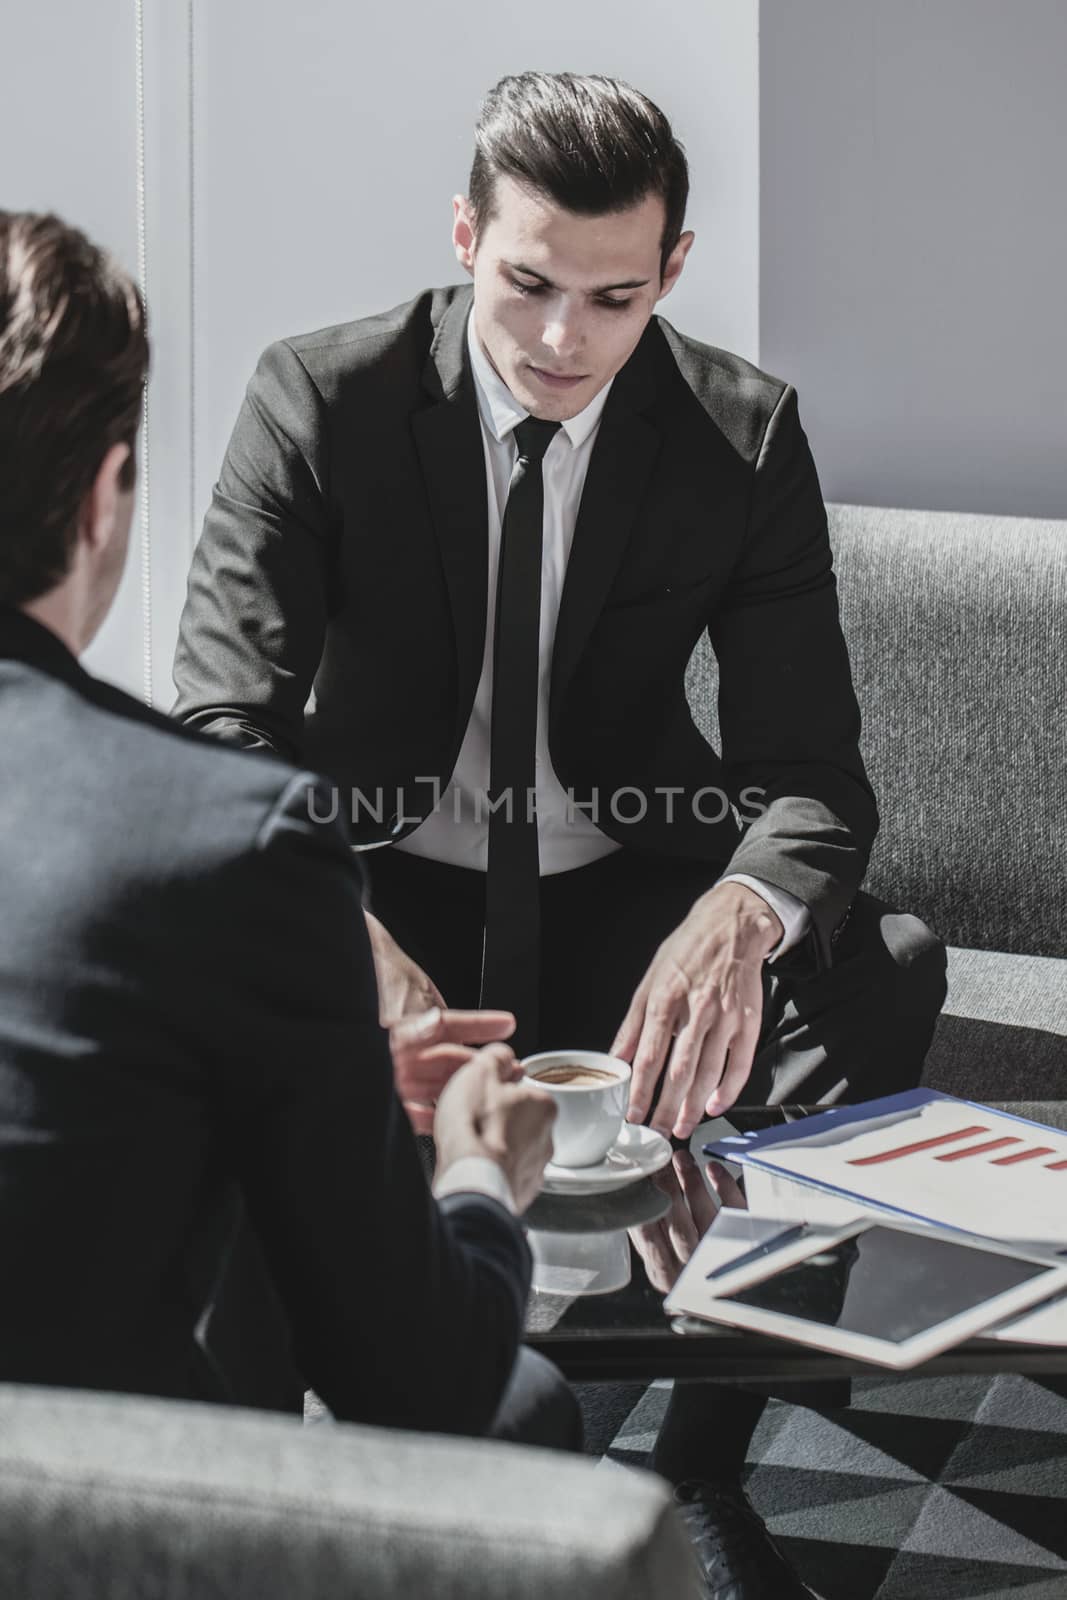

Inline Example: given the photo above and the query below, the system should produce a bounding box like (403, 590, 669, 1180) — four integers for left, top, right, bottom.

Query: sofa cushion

(0, 1385, 698, 1599)
(686, 503, 1066, 958)
(827, 504, 1065, 958)
(921, 947, 1067, 1099)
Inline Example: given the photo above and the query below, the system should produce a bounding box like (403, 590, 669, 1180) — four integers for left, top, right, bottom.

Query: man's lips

(528, 365, 587, 389)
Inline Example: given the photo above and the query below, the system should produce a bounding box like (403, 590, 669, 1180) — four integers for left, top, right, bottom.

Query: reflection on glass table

(522, 1103, 1067, 1382)
(525, 1177, 669, 1306)
(529, 1228, 632, 1297)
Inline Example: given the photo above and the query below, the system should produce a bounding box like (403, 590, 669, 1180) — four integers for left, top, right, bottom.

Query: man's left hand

(611, 882, 782, 1139)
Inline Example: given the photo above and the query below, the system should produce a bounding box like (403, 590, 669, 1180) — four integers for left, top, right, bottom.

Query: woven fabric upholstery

(923, 947, 1067, 1098)
(830, 504, 1064, 956)
(0, 1386, 698, 1600)
(686, 504, 1066, 956)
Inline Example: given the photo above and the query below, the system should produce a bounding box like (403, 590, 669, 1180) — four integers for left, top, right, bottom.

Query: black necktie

(479, 416, 561, 1054)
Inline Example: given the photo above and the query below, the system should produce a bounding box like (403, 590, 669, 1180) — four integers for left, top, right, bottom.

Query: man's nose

(541, 303, 583, 361)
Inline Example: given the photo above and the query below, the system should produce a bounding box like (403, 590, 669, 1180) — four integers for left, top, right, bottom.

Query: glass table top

(520, 1102, 1067, 1381)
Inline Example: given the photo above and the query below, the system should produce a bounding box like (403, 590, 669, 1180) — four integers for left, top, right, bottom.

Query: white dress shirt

(433, 1155, 517, 1215)
(396, 309, 809, 959)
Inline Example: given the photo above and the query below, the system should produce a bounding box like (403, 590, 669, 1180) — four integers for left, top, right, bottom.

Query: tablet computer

(666, 1218, 1067, 1369)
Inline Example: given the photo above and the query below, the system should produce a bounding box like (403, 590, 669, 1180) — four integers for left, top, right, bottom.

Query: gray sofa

(0, 1385, 698, 1598)
(689, 500, 1066, 1097)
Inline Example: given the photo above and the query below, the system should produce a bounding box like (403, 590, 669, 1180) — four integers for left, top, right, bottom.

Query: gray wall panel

(761, 0, 1067, 517)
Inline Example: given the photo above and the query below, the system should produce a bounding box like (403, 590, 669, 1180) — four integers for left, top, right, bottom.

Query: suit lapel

(550, 326, 662, 712)
(410, 286, 489, 741)
(411, 293, 665, 742)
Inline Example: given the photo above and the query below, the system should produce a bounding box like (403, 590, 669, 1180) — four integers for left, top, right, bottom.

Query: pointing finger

(433, 1009, 516, 1045)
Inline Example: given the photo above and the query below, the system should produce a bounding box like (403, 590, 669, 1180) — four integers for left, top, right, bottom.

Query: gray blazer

(0, 607, 530, 1433)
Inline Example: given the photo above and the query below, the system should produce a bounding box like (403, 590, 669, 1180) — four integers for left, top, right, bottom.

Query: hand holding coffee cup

(388, 1006, 518, 1135)
(521, 1050, 632, 1167)
(435, 1043, 557, 1213)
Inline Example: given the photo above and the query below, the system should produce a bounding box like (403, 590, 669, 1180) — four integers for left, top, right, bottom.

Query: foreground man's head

(0, 211, 148, 654)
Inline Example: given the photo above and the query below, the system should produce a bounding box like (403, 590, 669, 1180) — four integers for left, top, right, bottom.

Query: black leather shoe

(673, 1479, 816, 1599)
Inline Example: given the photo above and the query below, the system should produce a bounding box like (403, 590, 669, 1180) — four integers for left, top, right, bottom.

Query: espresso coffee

(523, 1050, 631, 1165)
(533, 1064, 619, 1088)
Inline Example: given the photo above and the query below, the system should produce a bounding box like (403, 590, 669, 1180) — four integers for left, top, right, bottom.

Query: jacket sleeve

(171, 342, 335, 762)
(710, 385, 878, 972)
(215, 771, 531, 1435)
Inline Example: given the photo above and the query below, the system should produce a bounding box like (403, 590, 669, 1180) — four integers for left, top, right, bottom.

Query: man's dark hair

(0, 211, 148, 607)
(468, 72, 689, 281)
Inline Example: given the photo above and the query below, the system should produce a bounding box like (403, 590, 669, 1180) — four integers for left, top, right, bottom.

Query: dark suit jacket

(173, 283, 876, 973)
(0, 607, 529, 1434)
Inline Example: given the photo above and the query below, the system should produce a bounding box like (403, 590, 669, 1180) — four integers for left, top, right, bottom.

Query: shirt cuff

(433, 1156, 517, 1215)
(717, 873, 811, 963)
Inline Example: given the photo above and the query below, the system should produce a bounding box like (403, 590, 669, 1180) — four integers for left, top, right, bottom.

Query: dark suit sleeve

(710, 385, 878, 971)
(171, 342, 336, 761)
(216, 771, 531, 1434)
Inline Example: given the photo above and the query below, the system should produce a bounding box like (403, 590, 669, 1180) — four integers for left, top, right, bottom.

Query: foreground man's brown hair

(0, 211, 148, 607)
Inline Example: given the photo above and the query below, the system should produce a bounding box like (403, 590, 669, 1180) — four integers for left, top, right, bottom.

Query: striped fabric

(924, 949, 1067, 1098)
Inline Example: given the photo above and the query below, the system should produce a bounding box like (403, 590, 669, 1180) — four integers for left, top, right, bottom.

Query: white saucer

(542, 1124, 673, 1196)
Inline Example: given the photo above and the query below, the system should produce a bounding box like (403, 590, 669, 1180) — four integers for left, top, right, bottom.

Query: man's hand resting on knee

(611, 881, 783, 1140)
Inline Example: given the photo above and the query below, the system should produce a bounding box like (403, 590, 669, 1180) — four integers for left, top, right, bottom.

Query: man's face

(453, 174, 693, 421)
(81, 448, 136, 650)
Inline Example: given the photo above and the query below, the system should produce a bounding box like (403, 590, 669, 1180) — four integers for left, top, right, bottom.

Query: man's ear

(79, 442, 132, 556)
(656, 230, 695, 303)
(452, 194, 477, 276)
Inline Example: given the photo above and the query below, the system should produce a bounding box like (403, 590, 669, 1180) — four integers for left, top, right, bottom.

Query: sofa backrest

(686, 503, 1065, 957)
(0, 1384, 698, 1600)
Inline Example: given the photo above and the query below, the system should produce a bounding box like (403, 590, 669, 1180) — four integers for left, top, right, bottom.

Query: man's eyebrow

(506, 261, 650, 293)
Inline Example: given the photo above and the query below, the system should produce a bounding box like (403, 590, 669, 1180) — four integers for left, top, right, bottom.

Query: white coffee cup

(522, 1050, 631, 1168)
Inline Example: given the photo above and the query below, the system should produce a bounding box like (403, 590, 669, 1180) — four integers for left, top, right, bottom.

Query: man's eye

(511, 281, 630, 311)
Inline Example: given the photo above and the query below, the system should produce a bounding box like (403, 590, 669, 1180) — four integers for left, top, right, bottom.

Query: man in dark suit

(0, 208, 571, 1448)
(173, 74, 947, 1596)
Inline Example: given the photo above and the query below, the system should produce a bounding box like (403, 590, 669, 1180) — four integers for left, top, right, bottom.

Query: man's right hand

(388, 1007, 516, 1134)
(435, 1044, 557, 1215)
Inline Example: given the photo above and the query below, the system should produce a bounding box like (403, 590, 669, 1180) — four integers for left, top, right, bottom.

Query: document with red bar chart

(704, 1091, 1067, 1252)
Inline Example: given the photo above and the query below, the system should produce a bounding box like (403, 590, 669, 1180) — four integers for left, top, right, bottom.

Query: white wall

(760, 0, 1067, 518)
(191, 0, 760, 561)
(0, 0, 144, 693)
(7, 2, 1064, 699)
(2, 2, 759, 700)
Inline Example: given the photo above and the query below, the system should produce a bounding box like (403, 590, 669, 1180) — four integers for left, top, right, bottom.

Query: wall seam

(134, 0, 153, 706)
(755, 0, 762, 366)
(188, 0, 197, 558)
